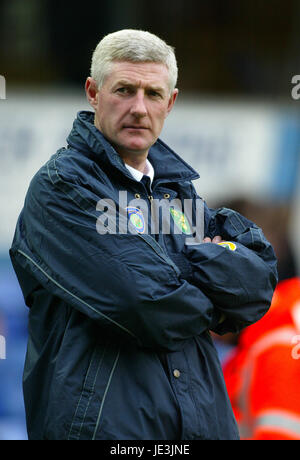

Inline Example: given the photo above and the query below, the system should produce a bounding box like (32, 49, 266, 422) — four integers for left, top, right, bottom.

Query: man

(10, 29, 277, 440)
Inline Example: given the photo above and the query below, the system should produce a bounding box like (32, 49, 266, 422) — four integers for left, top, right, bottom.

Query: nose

(130, 90, 147, 118)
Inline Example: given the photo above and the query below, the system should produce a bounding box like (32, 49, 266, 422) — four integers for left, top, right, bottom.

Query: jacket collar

(125, 159, 154, 184)
(67, 110, 200, 184)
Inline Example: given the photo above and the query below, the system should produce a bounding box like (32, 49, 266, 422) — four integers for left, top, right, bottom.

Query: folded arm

(10, 166, 224, 352)
(184, 206, 278, 334)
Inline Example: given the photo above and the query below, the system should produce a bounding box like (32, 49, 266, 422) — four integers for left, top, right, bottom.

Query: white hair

(90, 29, 178, 93)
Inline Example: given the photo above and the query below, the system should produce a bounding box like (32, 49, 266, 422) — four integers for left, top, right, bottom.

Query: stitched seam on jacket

(17, 249, 137, 339)
(48, 158, 98, 217)
(67, 343, 107, 440)
(228, 212, 247, 234)
(250, 227, 264, 248)
(79, 344, 107, 440)
(78, 346, 106, 439)
(182, 347, 202, 439)
(92, 348, 120, 439)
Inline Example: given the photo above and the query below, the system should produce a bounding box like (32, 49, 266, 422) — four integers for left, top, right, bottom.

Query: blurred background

(0, 0, 299, 440)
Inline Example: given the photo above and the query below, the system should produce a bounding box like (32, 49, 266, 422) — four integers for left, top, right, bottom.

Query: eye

(116, 87, 128, 94)
(115, 86, 135, 95)
(148, 90, 161, 98)
(148, 89, 165, 100)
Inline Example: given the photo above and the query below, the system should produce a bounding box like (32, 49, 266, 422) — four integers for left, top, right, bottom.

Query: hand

(203, 236, 223, 244)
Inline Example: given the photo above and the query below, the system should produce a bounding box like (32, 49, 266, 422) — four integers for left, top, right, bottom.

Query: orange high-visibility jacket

(223, 277, 300, 440)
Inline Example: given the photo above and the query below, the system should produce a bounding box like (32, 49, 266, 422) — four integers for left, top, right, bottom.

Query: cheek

(96, 99, 121, 130)
(151, 107, 169, 131)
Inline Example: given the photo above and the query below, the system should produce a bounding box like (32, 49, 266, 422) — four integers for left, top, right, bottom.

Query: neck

(122, 154, 148, 174)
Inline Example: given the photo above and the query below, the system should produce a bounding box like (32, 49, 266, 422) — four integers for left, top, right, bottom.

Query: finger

(203, 237, 212, 243)
(212, 235, 222, 244)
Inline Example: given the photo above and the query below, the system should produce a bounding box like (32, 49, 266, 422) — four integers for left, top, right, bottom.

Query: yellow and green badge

(217, 241, 237, 251)
(127, 207, 145, 233)
(170, 209, 192, 235)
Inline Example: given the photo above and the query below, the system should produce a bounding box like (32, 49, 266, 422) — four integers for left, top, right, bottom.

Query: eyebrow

(113, 80, 166, 93)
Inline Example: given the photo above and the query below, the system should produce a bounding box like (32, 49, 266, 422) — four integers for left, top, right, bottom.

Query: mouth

(123, 125, 149, 130)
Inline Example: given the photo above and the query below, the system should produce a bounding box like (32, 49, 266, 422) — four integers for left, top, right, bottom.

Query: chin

(122, 141, 152, 154)
(113, 134, 155, 156)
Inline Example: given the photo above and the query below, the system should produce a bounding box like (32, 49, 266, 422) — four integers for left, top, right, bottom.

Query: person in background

(216, 198, 300, 440)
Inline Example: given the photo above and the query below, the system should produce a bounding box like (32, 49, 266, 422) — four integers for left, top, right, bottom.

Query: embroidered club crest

(170, 208, 191, 235)
(217, 241, 237, 251)
(126, 207, 145, 233)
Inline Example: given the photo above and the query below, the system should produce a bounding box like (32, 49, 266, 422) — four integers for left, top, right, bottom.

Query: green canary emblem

(170, 208, 192, 235)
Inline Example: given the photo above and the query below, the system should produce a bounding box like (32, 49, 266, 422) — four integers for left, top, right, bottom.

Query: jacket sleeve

(10, 163, 224, 352)
(184, 206, 278, 334)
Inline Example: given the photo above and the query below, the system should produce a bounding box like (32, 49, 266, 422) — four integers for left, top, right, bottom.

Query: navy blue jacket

(10, 111, 277, 440)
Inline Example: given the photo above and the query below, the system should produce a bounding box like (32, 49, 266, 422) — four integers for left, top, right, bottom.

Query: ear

(85, 77, 99, 110)
(166, 88, 179, 117)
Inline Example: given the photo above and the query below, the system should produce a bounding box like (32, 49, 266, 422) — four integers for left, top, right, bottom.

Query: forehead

(105, 61, 170, 90)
